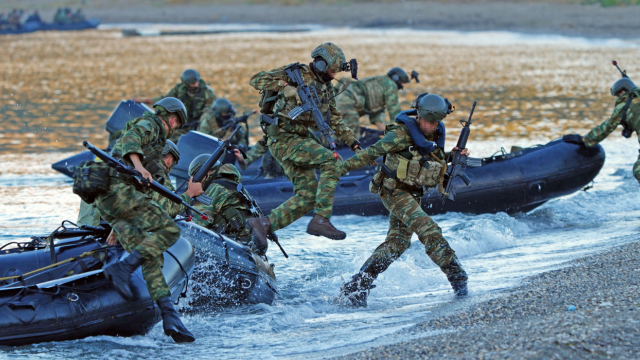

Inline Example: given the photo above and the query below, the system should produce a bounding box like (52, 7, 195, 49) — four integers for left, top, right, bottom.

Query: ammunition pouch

(72, 161, 111, 204)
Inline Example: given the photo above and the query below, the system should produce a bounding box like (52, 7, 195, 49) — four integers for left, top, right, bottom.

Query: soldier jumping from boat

(246, 42, 361, 242)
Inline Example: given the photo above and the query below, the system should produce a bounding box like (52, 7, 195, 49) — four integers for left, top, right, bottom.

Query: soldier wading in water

(95, 98, 203, 342)
(340, 94, 469, 307)
(246, 42, 361, 242)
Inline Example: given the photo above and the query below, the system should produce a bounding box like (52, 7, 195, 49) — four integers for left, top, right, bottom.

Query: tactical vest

(370, 125, 447, 196)
(176, 80, 209, 123)
(620, 89, 640, 138)
(205, 179, 256, 238)
(357, 75, 388, 117)
(111, 113, 166, 179)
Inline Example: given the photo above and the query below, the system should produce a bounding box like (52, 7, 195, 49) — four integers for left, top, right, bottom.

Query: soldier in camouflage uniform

(188, 155, 267, 254)
(133, 69, 216, 143)
(198, 98, 250, 148)
(233, 135, 285, 178)
(339, 94, 468, 307)
(336, 67, 415, 135)
(566, 77, 640, 182)
(246, 42, 361, 242)
(95, 97, 202, 343)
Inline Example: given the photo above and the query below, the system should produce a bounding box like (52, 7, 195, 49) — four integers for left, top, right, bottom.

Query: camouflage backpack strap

(620, 91, 638, 138)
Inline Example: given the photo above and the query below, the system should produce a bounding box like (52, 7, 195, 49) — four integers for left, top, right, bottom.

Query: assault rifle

(238, 187, 288, 258)
(443, 101, 476, 201)
(175, 126, 245, 204)
(83, 141, 210, 221)
(612, 60, 635, 138)
(285, 63, 340, 160)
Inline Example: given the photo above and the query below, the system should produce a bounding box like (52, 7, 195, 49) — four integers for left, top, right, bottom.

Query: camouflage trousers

(95, 180, 181, 302)
(358, 188, 458, 283)
(336, 96, 379, 135)
(267, 133, 342, 231)
(632, 154, 640, 184)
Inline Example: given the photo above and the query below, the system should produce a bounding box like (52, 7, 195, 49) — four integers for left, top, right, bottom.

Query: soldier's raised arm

(249, 65, 290, 91)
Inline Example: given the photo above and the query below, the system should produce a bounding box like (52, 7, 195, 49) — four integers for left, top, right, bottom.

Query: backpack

(72, 161, 111, 204)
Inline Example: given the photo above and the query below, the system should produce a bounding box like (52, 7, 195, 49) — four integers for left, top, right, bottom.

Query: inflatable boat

(0, 220, 276, 346)
(51, 100, 605, 217)
(0, 18, 100, 35)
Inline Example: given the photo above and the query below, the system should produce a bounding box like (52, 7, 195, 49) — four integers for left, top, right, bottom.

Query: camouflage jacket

(193, 164, 253, 239)
(338, 75, 401, 124)
(584, 88, 640, 147)
(152, 163, 190, 218)
(153, 79, 216, 124)
(249, 63, 356, 146)
(111, 111, 166, 175)
(343, 122, 445, 174)
(197, 110, 248, 147)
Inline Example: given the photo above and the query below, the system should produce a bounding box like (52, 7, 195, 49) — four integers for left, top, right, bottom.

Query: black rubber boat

(0, 18, 100, 35)
(51, 101, 606, 217)
(0, 220, 276, 346)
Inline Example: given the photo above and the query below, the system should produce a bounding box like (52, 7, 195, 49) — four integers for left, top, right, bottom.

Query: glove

(562, 134, 584, 145)
(351, 139, 361, 151)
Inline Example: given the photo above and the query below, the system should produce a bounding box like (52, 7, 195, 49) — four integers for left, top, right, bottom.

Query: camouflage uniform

(249, 63, 356, 231)
(153, 80, 216, 142)
(151, 161, 190, 218)
(237, 135, 284, 178)
(192, 164, 253, 241)
(336, 75, 402, 135)
(94, 111, 180, 302)
(584, 88, 640, 183)
(341, 118, 464, 292)
(197, 108, 248, 148)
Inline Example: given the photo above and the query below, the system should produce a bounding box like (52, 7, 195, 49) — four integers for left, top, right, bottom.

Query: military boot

(442, 258, 468, 297)
(247, 217, 271, 244)
(340, 273, 375, 307)
(307, 214, 346, 240)
(103, 250, 144, 300)
(156, 296, 196, 343)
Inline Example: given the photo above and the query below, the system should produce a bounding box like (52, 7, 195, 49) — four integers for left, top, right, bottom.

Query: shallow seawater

(1, 136, 639, 359)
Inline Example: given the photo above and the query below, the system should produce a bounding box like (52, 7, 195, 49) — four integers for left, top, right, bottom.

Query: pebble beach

(341, 240, 640, 359)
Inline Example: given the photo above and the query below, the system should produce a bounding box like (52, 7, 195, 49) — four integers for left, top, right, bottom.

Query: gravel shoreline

(5, 1, 640, 38)
(338, 240, 640, 359)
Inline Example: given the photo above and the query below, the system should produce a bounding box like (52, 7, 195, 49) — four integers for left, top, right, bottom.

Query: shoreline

(338, 239, 640, 359)
(5, 1, 640, 39)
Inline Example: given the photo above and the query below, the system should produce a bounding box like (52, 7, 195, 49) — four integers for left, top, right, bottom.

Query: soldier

(94, 97, 203, 343)
(566, 77, 640, 183)
(233, 135, 284, 179)
(198, 98, 250, 148)
(188, 155, 267, 254)
(336, 67, 415, 135)
(246, 42, 361, 242)
(339, 94, 468, 307)
(133, 69, 216, 142)
(71, 8, 85, 23)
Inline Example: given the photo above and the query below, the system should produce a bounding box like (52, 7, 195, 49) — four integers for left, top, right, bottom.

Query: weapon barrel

(185, 126, 240, 189)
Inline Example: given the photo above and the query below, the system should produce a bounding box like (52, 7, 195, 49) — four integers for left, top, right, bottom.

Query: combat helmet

(162, 140, 180, 163)
(188, 154, 220, 177)
(212, 98, 236, 120)
(181, 69, 201, 85)
(417, 94, 449, 122)
(311, 42, 346, 74)
(611, 78, 637, 97)
(153, 97, 188, 127)
(217, 164, 242, 183)
(387, 67, 410, 89)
